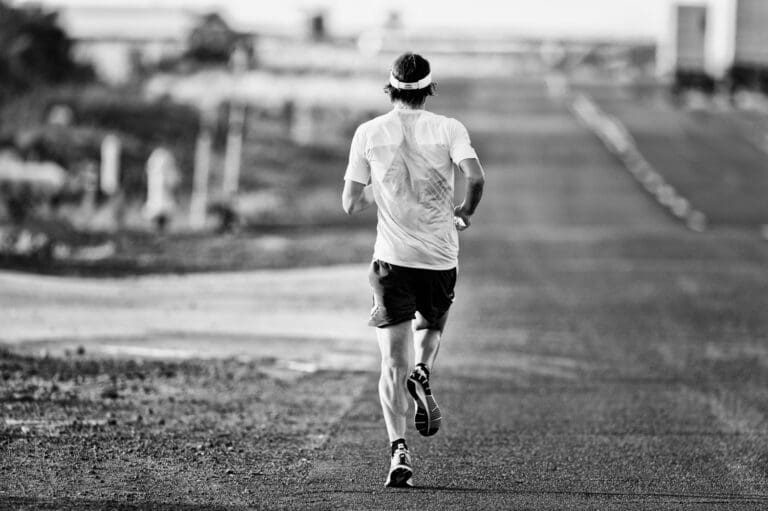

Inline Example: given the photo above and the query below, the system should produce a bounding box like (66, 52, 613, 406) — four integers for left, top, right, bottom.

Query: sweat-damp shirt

(344, 108, 478, 270)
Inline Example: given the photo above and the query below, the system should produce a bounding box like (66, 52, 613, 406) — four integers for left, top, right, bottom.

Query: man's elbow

(460, 159, 485, 185)
(468, 173, 486, 188)
(342, 198, 355, 215)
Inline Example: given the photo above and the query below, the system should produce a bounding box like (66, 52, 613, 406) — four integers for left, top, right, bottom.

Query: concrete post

(100, 134, 121, 196)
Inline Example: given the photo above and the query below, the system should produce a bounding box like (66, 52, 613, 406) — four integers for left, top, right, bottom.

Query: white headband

(389, 72, 432, 90)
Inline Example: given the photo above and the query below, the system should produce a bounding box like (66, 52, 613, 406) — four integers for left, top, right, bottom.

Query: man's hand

(454, 205, 471, 231)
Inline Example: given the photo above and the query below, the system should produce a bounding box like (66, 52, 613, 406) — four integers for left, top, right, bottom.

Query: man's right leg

(413, 310, 449, 370)
(407, 314, 447, 437)
(407, 269, 454, 438)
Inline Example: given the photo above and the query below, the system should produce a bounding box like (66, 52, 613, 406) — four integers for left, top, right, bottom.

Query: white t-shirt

(344, 109, 478, 270)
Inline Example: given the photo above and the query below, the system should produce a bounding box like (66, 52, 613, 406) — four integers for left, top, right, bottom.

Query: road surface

(289, 81, 768, 509)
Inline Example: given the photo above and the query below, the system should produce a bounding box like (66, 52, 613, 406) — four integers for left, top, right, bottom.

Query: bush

(728, 64, 768, 95)
(1, 87, 201, 198)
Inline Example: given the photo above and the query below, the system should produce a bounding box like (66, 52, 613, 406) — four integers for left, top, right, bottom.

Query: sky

(10, 0, 744, 77)
(17, 0, 682, 40)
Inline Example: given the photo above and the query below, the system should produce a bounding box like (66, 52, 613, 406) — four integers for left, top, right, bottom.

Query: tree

(0, 1, 91, 101)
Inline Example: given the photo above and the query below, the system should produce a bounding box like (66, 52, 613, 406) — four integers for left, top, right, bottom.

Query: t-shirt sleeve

(448, 118, 478, 164)
(344, 126, 370, 184)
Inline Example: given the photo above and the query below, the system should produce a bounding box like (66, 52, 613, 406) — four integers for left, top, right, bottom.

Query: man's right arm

(454, 158, 485, 231)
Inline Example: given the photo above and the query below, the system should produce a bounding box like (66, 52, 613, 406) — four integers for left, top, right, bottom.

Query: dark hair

(384, 52, 436, 107)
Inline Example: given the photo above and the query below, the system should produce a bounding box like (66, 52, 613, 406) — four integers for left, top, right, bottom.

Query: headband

(389, 72, 432, 90)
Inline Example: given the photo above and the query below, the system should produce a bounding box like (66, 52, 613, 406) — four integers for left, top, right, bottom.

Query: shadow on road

(1, 497, 235, 510)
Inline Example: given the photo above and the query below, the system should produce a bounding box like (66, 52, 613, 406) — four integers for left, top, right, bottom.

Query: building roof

(57, 5, 203, 43)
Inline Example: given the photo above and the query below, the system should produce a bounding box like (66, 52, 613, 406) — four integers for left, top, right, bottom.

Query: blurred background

(0, 0, 766, 273)
(3, 2, 768, 506)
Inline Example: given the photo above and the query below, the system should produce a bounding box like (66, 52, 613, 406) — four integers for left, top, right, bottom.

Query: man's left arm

(342, 180, 374, 215)
(342, 125, 374, 215)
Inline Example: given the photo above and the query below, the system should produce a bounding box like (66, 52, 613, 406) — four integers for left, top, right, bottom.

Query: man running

(342, 52, 485, 487)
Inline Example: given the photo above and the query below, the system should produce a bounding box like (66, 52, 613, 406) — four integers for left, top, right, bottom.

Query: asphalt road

(282, 83, 768, 509)
(3, 80, 768, 510)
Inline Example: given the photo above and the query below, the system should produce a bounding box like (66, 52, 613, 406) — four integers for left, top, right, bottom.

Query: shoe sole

(407, 377, 441, 436)
(385, 466, 413, 488)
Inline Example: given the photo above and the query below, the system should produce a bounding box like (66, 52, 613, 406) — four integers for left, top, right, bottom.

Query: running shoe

(385, 444, 413, 488)
(407, 363, 442, 436)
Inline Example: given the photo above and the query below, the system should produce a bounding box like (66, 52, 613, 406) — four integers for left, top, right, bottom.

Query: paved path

(282, 82, 768, 509)
(0, 265, 377, 371)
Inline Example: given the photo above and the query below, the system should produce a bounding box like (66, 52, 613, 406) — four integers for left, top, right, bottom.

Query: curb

(569, 93, 708, 233)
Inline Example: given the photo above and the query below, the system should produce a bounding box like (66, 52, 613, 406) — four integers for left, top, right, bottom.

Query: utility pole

(222, 44, 248, 198)
(221, 105, 244, 197)
(190, 109, 213, 228)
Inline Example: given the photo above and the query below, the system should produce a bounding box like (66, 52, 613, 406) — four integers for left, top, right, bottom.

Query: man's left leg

(376, 321, 416, 487)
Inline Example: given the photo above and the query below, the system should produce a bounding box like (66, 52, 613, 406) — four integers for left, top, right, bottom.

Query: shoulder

(355, 111, 394, 136)
(446, 116, 468, 132)
(423, 111, 467, 131)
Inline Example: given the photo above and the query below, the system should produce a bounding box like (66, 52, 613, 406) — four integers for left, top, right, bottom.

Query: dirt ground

(1, 348, 369, 509)
(0, 225, 376, 277)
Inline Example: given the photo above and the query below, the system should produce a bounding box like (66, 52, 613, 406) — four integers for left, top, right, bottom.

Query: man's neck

(393, 101, 425, 111)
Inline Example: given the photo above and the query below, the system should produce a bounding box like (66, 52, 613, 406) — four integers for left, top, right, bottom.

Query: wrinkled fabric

(345, 109, 477, 270)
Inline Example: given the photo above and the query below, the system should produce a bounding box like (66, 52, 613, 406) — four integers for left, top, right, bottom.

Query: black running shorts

(368, 259, 457, 329)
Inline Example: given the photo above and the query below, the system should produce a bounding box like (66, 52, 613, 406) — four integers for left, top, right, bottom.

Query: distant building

(57, 6, 194, 84)
(187, 12, 254, 64)
(58, 6, 253, 84)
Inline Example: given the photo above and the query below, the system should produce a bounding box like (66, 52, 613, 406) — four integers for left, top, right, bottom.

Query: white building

(658, 0, 768, 80)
